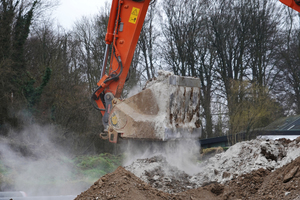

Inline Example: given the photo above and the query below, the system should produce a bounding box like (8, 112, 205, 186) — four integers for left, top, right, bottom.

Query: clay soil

(75, 155, 300, 200)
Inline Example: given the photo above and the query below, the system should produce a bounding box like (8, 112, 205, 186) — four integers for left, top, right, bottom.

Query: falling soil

(75, 138, 300, 200)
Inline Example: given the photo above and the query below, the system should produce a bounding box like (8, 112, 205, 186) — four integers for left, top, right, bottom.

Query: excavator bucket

(104, 71, 201, 143)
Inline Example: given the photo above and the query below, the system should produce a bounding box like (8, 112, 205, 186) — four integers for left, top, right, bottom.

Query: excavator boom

(280, 0, 300, 12)
(92, 0, 151, 115)
(92, 0, 201, 143)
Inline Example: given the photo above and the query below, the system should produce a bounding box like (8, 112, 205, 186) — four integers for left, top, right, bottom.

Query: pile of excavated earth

(75, 137, 300, 200)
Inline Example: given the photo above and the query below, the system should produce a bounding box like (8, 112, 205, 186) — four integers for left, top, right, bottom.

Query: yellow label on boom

(129, 7, 140, 24)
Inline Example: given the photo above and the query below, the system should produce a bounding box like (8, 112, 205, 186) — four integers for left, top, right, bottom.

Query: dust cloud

(126, 85, 142, 98)
(121, 137, 202, 175)
(121, 72, 202, 175)
(0, 124, 88, 196)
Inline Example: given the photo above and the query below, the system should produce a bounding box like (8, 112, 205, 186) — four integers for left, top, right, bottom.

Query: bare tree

(277, 10, 300, 114)
(138, 0, 160, 80)
(25, 21, 113, 153)
(246, 0, 282, 91)
(207, 0, 284, 137)
(161, 0, 214, 137)
(71, 4, 110, 92)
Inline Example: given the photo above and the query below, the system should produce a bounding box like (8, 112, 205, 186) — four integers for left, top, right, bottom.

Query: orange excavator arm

(280, 0, 300, 12)
(91, 1, 151, 119)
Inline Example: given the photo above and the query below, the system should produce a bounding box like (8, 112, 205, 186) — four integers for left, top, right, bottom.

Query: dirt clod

(283, 166, 299, 183)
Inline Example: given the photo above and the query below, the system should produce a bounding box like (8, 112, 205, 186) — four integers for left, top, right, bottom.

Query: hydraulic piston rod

(101, 44, 110, 79)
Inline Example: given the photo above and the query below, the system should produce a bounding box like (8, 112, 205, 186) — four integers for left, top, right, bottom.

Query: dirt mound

(75, 157, 300, 200)
(74, 166, 173, 200)
(75, 138, 300, 199)
(178, 156, 300, 200)
(244, 156, 300, 200)
(74, 165, 220, 200)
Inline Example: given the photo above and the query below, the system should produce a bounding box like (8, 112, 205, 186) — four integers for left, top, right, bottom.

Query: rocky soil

(75, 137, 300, 200)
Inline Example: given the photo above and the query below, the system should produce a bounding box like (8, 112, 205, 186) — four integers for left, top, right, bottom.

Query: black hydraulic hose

(91, 55, 123, 111)
(91, 87, 105, 111)
(132, 0, 156, 4)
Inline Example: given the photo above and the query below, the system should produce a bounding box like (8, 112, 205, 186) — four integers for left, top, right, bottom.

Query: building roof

(263, 115, 300, 131)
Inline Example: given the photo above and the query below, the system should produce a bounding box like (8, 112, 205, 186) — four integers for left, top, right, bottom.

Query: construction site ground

(75, 138, 300, 200)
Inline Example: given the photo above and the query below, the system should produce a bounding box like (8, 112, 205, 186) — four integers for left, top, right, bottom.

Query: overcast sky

(53, 0, 108, 30)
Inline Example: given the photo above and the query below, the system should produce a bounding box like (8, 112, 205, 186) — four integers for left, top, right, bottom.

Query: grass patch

(0, 160, 9, 175)
(74, 153, 123, 182)
(200, 146, 224, 160)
